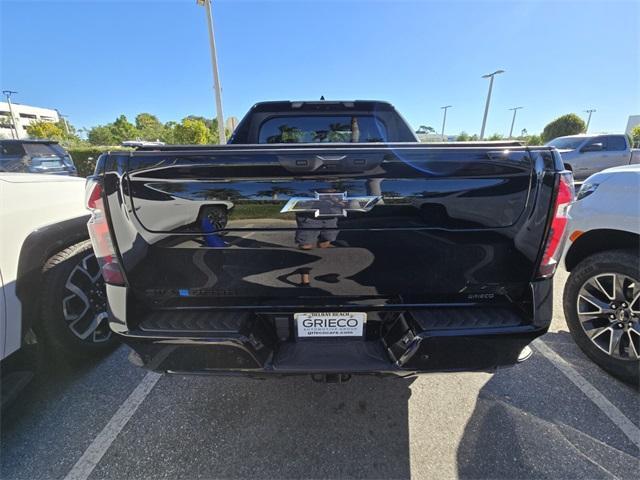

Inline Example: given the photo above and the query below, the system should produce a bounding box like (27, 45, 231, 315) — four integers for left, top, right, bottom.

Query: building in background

(0, 102, 59, 139)
(626, 115, 640, 135)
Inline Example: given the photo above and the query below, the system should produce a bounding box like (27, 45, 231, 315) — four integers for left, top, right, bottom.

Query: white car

(562, 164, 640, 384)
(1, 174, 116, 406)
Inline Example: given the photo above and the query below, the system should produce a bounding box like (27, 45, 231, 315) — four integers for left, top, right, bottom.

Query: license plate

(41, 160, 62, 168)
(295, 312, 366, 338)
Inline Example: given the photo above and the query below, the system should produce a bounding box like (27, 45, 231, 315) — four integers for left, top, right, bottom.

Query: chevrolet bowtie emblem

(280, 192, 381, 217)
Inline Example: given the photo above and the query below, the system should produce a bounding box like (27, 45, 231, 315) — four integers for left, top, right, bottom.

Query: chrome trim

(280, 191, 381, 217)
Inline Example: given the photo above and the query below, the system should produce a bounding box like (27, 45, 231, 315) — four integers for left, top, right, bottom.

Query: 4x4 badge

(280, 192, 381, 217)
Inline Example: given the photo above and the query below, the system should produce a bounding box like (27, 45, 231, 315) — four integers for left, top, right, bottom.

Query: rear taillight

(537, 172, 575, 278)
(86, 177, 125, 285)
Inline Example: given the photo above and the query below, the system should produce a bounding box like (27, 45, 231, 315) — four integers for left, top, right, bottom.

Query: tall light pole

(56, 109, 70, 134)
(508, 106, 523, 138)
(2, 90, 20, 139)
(197, 0, 226, 144)
(584, 109, 596, 133)
(479, 69, 504, 140)
(440, 105, 452, 139)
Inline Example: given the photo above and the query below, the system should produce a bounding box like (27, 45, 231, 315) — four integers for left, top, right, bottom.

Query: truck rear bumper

(120, 327, 544, 376)
(109, 278, 553, 376)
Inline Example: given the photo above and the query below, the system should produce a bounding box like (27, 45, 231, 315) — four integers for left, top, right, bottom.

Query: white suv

(562, 164, 640, 384)
(1, 174, 116, 406)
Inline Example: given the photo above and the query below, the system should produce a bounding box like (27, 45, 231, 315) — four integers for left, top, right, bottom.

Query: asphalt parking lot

(2, 269, 639, 480)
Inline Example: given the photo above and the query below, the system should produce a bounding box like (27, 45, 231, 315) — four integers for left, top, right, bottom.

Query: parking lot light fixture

(584, 109, 596, 133)
(2, 90, 20, 139)
(56, 109, 70, 134)
(440, 105, 452, 139)
(197, 0, 226, 144)
(508, 106, 523, 138)
(480, 70, 504, 140)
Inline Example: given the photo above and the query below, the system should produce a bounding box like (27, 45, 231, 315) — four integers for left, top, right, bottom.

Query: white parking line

(63, 372, 162, 480)
(534, 339, 640, 449)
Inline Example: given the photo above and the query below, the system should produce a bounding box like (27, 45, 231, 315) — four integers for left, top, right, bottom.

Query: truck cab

(546, 134, 637, 181)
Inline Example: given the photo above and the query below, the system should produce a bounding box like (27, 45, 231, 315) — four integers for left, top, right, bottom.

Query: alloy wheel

(62, 252, 111, 343)
(577, 273, 640, 360)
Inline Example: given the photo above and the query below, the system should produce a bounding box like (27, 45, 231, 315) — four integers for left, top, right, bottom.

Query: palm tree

(416, 125, 435, 134)
(327, 122, 350, 142)
(267, 124, 304, 143)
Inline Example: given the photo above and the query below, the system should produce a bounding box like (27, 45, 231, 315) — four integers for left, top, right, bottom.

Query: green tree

(161, 121, 177, 144)
(266, 124, 304, 143)
(542, 114, 586, 142)
(256, 186, 295, 200)
(181, 115, 228, 143)
(26, 119, 82, 145)
(135, 113, 164, 141)
(630, 125, 640, 147)
(488, 133, 505, 141)
(87, 115, 138, 145)
(526, 134, 543, 146)
(87, 125, 116, 145)
(209, 117, 226, 143)
(26, 120, 67, 141)
(416, 125, 435, 134)
(456, 131, 471, 141)
(327, 122, 350, 142)
(111, 115, 139, 142)
(173, 117, 212, 144)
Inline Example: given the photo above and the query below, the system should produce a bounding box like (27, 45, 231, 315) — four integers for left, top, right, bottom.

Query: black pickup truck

(86, 100, 573, 381)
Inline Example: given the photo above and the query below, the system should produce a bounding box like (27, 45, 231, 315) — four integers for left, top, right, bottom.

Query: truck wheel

(563, 249, 640, 385)
(38, 240, 117, 358)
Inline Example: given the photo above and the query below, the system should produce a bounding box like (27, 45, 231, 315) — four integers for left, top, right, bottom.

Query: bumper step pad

(274, 339, 393, 372)
(138, 311, 247, 333)
(410, 307, 525, 331)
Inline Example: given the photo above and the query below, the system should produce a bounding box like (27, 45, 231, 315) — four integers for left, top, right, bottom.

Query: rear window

(23, 143, 66, 157)
(1, 143, 25, 156)
(606, 136, 627, 151)
(258, 115, 388, 144)
(546, 137, 584, 150)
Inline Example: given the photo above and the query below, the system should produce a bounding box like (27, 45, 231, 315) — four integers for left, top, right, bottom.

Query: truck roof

(555, 133, 626, 139)
(248, 100, 397, 113)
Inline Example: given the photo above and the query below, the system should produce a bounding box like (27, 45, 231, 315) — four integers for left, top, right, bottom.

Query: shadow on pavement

(456, 331, 639, 479)
(0, 346, 147, 480)
(2, 349, 108, 425)
(90, 374, 414, 480)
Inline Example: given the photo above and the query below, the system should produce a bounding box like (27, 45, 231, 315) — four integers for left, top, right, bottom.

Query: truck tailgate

(102, 144, 555, 309)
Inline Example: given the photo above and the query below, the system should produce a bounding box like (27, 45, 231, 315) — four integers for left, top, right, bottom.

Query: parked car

(0, 139, 77, 175)
(546, 134, 639, 182)
(562, 164, 639, 384)
(0, 173, 116, 407)
(87, 100, 573, 381)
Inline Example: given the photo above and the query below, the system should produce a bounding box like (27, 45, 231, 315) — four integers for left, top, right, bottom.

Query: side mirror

(581, 142, 603, 153)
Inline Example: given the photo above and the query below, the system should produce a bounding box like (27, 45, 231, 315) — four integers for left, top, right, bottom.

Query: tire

(563, 249, 640, 385)
(38, 240, 117, 358)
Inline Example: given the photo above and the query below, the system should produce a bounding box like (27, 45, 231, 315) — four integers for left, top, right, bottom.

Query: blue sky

(1, 0, 638, 136)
